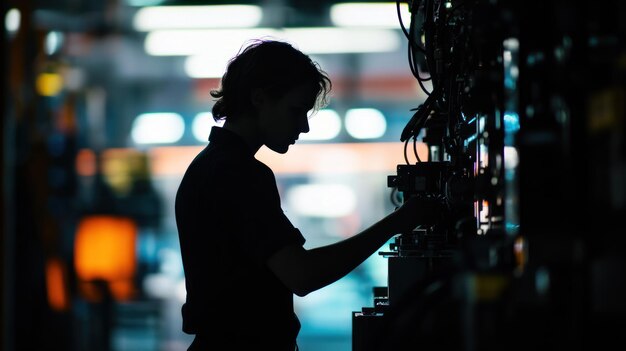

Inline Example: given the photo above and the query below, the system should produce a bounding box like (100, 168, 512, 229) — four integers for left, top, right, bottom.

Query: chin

(268, 144, 290, 154)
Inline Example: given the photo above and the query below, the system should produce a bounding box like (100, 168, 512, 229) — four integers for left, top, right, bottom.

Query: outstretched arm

(267, 196, 435, 296)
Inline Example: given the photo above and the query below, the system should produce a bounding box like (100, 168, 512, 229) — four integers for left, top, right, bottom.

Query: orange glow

(77, 280, 135, 303)
(514, 235, 527, 274)
(45, 257, 70, 311)
(75, 149, 96, 176)
(74, 215, 138, 301)
(255, 142, 422, 175)
(77, 142, 428, 177)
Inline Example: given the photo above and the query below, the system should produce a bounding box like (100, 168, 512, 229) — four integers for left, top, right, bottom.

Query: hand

(391, 195, 442, 233)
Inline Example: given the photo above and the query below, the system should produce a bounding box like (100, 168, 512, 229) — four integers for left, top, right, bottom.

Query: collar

(208, 126, 255, 158)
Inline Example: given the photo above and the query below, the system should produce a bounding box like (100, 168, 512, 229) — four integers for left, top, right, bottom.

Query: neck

(222, 118, 262, 154)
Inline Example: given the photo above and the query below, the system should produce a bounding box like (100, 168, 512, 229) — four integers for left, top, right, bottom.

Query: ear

(251, 88, 266, 108)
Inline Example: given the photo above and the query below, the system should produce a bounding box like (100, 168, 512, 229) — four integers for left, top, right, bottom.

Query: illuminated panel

(74, 215, 138, 301)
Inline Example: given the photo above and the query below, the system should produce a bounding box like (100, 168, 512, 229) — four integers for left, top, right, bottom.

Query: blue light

(504, 112, 520, 134)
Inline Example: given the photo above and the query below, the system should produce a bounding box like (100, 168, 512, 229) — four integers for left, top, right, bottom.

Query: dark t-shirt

(175, 127, 306, 349)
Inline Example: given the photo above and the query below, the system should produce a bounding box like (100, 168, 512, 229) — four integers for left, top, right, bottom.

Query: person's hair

(210, 38, 332, 121)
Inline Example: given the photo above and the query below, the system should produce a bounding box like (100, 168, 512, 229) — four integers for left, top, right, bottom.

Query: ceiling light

(145, 28, 276, 56)
(285, 27, 400, 54)
(184, 51, 240, 78)
(145, 27, 400, 56)
(330, 2, 410, 28)
(133, 5, 262, 31)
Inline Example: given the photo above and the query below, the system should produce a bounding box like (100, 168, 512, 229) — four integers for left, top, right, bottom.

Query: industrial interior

(2, 0, 626, 350)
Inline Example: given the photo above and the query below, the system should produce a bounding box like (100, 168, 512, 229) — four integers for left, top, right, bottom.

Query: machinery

(353, 1, 626, 350)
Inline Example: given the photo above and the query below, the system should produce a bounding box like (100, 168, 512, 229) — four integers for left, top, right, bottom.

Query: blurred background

(5, 1, 626, 351)
(2, 1, 428, 350)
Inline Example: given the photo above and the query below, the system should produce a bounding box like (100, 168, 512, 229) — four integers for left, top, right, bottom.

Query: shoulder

(253, 158, 275, 178)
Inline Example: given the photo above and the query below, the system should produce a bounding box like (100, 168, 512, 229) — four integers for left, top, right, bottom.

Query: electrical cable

(397, 0, 427, 55)
(410, 45, 433, 95)
(403, 137, 411, 164)
(409, 5, 435, 94)
(400, 86, 442, 142)
(413, 134, 422, 162)
(397, 0, 433, 96)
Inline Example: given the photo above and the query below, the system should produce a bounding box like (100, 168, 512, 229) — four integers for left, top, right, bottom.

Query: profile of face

(253, 83, 318, 154)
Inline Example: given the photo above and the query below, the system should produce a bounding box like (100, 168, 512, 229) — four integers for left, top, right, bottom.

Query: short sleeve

(216, 160, 305, 263)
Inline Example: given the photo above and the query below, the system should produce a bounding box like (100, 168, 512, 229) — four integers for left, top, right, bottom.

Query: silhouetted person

(175, 39, 433, 351)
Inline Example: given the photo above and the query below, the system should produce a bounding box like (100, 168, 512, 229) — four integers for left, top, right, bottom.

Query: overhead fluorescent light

(285, 27, 400, 54)
(133, 5, 262, 31)
(185, 53, 235, 78)
(330, 2, 410, 28)
(145, 27, 400, 56)
(145, 28, 276, 56)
